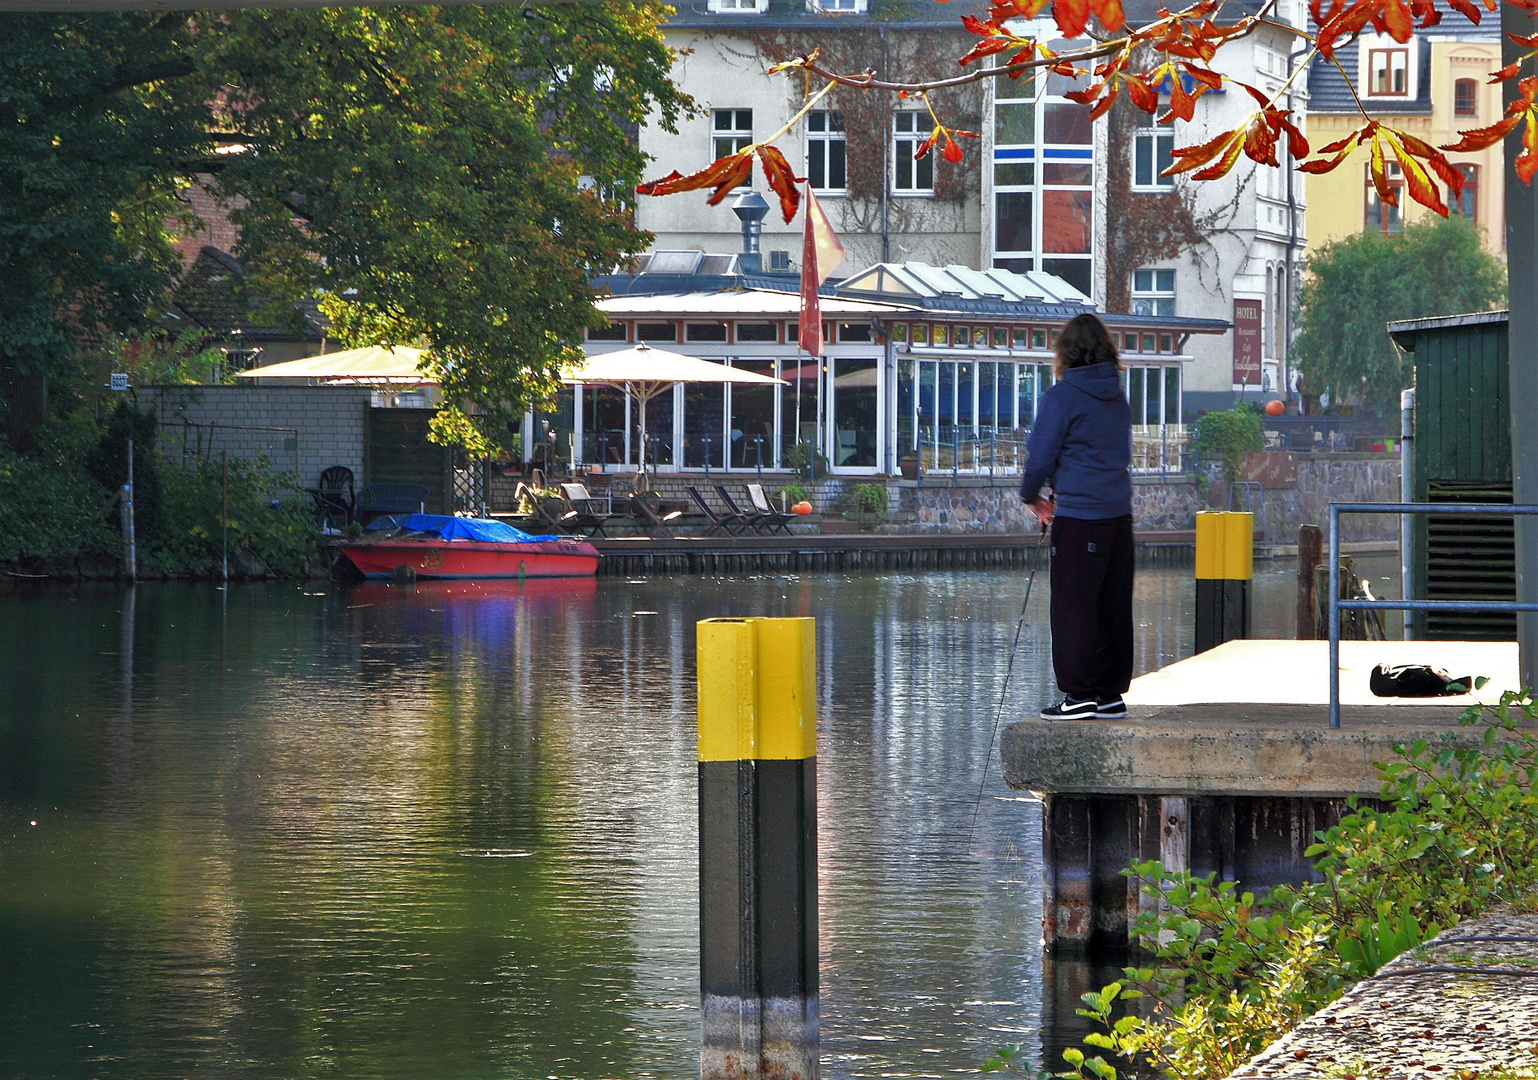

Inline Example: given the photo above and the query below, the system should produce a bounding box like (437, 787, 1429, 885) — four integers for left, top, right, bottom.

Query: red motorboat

(340, 514, 599, 580)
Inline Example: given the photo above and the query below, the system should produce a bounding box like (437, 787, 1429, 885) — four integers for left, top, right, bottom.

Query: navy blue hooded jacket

(1017, 362, 1132, 520)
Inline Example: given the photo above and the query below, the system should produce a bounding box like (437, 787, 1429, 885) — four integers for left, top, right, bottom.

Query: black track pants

(1048, 514, 1135, 701)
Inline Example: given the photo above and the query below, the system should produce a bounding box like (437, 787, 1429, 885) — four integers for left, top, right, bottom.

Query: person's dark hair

(1054, 313, 1121, 375)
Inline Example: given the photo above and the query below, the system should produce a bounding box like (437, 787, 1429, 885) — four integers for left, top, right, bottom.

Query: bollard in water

(1194, 511, 1252, 653)
(697, 617, 818, 1080)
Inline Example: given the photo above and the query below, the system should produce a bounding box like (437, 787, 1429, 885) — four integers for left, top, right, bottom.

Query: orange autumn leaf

(1052, 0, 1092, 38)
(756, 145, 802, 224)
(636, 151, 753, 205)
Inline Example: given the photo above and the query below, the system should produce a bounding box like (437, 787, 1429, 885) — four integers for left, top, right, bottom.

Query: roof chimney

(732, 191, 769, 275)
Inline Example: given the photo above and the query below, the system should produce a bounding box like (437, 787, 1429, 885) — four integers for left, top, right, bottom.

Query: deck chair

(715, 485, 771, 535)
(627, 492, 684, 536)
(745, 483, 795, 535)
(516, 481, 577, 534)
(687, 486, 748, 536)
(559, 482, 613, 537)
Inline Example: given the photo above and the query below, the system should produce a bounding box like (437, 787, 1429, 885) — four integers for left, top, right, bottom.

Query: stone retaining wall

(509, 454, 1402, 538)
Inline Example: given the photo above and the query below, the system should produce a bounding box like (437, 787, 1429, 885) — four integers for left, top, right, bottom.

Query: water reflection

(0, 557, 1395, 1078)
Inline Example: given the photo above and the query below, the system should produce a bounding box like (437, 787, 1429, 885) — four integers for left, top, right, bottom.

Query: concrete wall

(142, 385, 371, 489)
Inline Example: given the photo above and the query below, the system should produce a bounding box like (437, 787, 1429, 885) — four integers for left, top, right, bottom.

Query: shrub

(851, 482, 888, 516)
(1195, 407, 1264, 483)
(781, 441, 828, 479)
(778, 483, 810, 506)
(0, 442, 117, 564)
(84, 401, 162, 542)
(150, 455, 321, 576)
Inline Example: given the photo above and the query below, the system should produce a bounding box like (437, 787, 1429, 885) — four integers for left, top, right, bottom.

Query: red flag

(798, 182, 844, 356)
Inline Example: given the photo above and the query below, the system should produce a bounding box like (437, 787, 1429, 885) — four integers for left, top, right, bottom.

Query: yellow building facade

(1306, 31, 1503, 254)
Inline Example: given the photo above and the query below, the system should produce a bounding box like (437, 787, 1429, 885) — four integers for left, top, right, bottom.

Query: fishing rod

(966, 518, 1050, 855)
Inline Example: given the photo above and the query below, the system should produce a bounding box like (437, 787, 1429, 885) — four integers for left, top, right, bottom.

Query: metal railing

(1327, 501, 1538, 728)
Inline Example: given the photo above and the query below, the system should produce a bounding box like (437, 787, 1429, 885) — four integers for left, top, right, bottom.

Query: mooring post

(1296, 523, 1322, 639)
(123, 437, 137, 583)
(1194, 511, 1252, 653)
(697, 617, 818, 1080)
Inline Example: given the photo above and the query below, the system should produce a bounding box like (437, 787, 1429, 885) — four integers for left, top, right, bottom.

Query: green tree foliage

(0, 7, 687, 454)
(1293, 216, 1506, 409)
(203, 5, 688, 451)
(0, 13, 212, 404)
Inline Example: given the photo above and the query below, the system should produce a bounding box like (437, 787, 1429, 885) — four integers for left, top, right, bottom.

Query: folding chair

(745, 483, 795, 535)
(687, 486, 748, 536)
(716, 484, 770, 534)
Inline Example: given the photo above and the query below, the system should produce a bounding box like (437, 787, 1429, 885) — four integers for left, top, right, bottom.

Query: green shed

(1388, 311, 1514, 640)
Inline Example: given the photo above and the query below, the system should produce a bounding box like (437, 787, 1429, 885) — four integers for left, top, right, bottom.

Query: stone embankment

(1229, 911, 1538, 1080)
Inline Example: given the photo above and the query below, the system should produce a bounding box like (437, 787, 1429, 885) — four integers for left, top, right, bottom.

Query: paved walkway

(1231, 911, 1538, 1080)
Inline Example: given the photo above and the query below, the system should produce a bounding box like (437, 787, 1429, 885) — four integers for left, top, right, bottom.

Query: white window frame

(1132, 125, 1174, 191)
(713, 109, 753, 159)
(1367, 48, 1409, 97)
(807, 0, 865, 10)
(892, 111, 934, 196)
(712, 109, 753, 191)
(1131, 269, 1175, 317)
(806, 110, 848, 194)
(709, 0, 768, 12)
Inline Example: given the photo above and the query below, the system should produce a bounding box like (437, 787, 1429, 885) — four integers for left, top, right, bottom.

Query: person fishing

(1018, 312, 1133, 721)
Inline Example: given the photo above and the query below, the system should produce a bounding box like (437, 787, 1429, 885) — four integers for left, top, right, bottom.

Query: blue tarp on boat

(366, 514, 557, 543)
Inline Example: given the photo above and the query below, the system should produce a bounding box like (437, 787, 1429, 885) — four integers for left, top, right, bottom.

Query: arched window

(1455, 78, 1478, 117)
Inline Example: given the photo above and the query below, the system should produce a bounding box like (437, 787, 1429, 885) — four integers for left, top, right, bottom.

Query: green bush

(149, 456, 321, 576)
(781, 441, 828, 479)
(987, 689, 1538, 1080)
(778, 483, 810, 506)
(1196, 407, 1264, 483)
(84, 401, 162, 542)
(0, 442, 117, 564)
(851, 482, 888, 516)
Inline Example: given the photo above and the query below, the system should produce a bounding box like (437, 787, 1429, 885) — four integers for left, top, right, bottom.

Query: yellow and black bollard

(1194, 511, 1253, 653)
(697, 617, 818, 1080)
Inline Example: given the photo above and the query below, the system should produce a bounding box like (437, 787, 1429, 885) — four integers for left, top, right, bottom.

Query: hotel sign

(1233, 299, 1262, 386)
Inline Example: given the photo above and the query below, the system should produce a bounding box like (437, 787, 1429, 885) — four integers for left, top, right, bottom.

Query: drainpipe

(880, 26, 891, 264)
(1401, 387, 1415, 639)
(1283, 33, 1309, 404)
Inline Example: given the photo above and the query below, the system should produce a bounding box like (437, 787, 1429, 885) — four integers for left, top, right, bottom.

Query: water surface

(0, 557, 1393, 1077)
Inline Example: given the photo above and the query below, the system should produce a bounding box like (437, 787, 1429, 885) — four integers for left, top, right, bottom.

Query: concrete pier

(1002, 639, 1524, 954)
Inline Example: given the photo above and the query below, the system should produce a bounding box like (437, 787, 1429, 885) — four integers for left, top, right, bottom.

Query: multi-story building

(632, 0, 1310, 415)
(1306, 15, 1503, 253)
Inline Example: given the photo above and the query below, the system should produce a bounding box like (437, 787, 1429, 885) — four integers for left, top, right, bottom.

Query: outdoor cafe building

(553, 256, 1228, 479)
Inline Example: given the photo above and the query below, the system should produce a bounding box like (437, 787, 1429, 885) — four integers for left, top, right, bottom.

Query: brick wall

(142, 385, 371, 489)
(170, 177, 242, 271)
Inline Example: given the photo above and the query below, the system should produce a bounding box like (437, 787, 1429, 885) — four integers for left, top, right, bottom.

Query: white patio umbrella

(564, 343, 784, 486)
(234, 345, 429, 385)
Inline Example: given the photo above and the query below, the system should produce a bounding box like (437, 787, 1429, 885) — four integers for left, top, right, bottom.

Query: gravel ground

(1230, 912, 1538, 1080)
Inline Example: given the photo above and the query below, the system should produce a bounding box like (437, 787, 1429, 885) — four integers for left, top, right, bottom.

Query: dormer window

(709, 0, 767, 11)
(1367, 48, 1408, 96)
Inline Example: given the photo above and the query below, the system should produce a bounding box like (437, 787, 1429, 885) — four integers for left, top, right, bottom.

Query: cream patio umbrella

(234, 345, 430, 385)
(564, 343, 784, 486)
